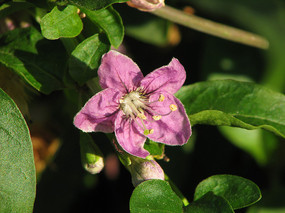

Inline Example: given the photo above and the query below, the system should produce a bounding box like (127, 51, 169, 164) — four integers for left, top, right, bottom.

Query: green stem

(164, 174, 189, 206)
(152, 5, 269, 49)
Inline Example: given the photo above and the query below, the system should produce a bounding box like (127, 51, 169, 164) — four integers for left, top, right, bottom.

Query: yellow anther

(144, 129, 150, 135)
(158, 94, 165, 102)
(152, 115, 162, 121)
(143, 129, 154, 135)
(138, 113, 146, 120)
(170, 104, 177, 111)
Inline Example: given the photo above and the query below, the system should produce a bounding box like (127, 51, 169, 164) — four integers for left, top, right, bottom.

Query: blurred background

(2, 0, 284, 212)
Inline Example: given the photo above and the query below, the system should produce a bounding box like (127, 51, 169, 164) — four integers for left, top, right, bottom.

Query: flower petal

(144, 92, 191, 146)
(115, 111, 149, 158)
(74, 88, 121, 133)
(127, 0, 165, 12)
(140, 58, 186, 95)
(98, 50, 144, 93)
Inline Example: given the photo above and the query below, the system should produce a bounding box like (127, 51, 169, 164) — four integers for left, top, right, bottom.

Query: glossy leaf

(69, 33, 110, 85)
(194, 175, 262, 210)
(185, 192, 234, 213)
(0, 27, 65, 94)
(129, 180, 183, 213)
(0, 89, 36, 212)
(40, 5, 83, 40)
(68, 0, 128, 10)
(176, 80, 285, 138)
(83, 6, 124, 48)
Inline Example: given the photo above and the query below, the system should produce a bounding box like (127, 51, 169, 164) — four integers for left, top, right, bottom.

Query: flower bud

(80, 133, 104, 174)
(127, 0, 165, 12)
(129, 158, 164, 187)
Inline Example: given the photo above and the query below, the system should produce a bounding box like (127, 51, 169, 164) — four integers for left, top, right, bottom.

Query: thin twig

(151, 5, 269, 49)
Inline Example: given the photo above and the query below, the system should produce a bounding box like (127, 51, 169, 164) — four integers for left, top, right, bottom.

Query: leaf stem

(151, 5, 269, 49)
(165, 174, 190, 206)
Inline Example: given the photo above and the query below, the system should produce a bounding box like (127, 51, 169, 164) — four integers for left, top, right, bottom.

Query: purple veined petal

(98, 50, 144, 93)
(74, 88, 122, 133)
(143, 92, 191, 146)
(115, 111, 149, 158)
(140, 58, 186, 95)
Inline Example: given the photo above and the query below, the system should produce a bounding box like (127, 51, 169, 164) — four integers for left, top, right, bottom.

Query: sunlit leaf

(176, 80, 285, 138)
(40, 5, 83, 40)
(69, 33, 110, 85)
(83, 6, 124, 48)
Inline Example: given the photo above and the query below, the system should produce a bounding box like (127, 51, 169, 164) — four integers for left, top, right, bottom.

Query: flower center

(119, 91, 146, 118)
(119, 90, 177, 136)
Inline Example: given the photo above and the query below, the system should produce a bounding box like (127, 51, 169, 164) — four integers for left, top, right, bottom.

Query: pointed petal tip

(98, 50, 144, 92)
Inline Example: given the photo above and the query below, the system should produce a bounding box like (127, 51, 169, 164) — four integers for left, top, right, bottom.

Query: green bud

(80, 133, 104, 174)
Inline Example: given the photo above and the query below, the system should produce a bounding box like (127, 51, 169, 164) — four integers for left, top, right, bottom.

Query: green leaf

(69, 33, 110, 85)
(130, 180, 183, 213)
(83, 6, 124, 48)
(194, 175, 262, 210)
(144, 139, 165, 159)
(40, 5, 83, 40)
(68, 0, 128, 10)
(0, 89, 36, 212)
(185, 192, 234, 213)
(176, 80, 285, 138)
(0, 27, 65, 94)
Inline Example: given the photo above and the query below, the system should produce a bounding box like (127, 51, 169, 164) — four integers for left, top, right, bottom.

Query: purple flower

(74, 50, 191, 158)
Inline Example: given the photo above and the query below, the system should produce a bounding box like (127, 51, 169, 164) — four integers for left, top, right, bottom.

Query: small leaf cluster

(130, 175, 261, 213)
(0, 0, 125, 95)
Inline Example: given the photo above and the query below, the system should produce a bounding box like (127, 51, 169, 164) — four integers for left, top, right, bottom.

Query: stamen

(128, 100, 143, 116)
(144, 129, 150, 135)
(158, 94, 165, 102)
(138, 113, 147, 120)
(152, 115, 162, 120)
(144, 129, 154, 135)
(139, 117, 153, 136)
(170, 104, 177, 111)
(133, 116, 144, 131)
